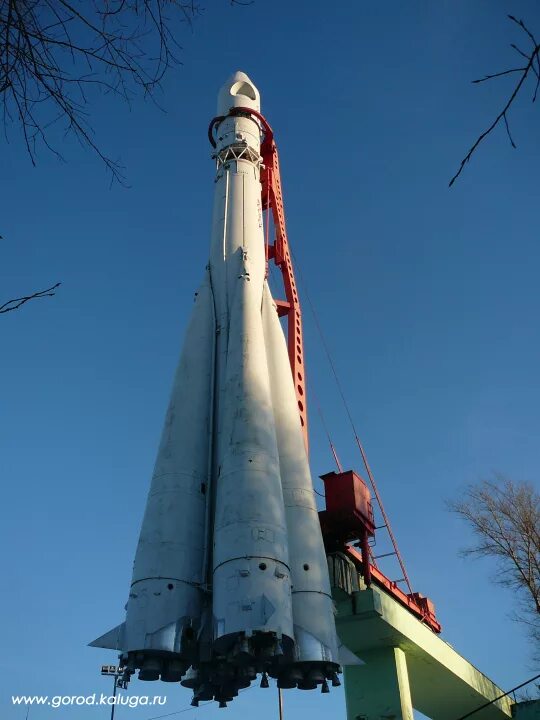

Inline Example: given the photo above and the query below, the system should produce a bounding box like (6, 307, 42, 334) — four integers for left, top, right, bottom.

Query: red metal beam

(346, 546, 442, 634)
(261, 142, 308, 450)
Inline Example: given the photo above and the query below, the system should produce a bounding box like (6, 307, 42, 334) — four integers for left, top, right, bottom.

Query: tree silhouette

(449, 475, 540, 655)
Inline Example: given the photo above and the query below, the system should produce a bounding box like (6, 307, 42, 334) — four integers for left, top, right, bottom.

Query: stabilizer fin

(338, 640, 364, 666)
(89, 622, 125, 650)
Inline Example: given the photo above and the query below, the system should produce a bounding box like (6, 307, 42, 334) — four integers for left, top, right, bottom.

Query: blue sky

(2, 1, 539, 718)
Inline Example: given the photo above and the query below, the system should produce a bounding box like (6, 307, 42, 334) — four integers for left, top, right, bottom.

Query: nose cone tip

(217, 70, 260, 115)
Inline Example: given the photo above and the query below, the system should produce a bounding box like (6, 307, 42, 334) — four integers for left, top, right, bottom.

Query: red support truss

(260, 132, 308, 452)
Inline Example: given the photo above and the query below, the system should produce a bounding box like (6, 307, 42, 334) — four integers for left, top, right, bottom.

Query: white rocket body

(91, 72, 339, 700)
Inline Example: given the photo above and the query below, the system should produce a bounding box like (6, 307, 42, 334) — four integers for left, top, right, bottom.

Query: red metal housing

(319, 470, 375, 536)
(319, 470, 375, 587)
(318, 469, 442, 634)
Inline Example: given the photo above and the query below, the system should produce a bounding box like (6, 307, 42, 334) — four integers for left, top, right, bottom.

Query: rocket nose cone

(217, 71, 260, 115)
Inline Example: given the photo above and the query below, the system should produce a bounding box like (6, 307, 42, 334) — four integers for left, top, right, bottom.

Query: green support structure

(329, 554, 514, 720)
(344, 647, 414, 720)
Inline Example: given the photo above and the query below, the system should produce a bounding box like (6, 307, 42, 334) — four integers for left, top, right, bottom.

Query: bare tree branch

(0, 1, 213, 183)
(448, 475, 540, 653)
(449, 15, 540, 187)
(0, 281, 61, 314)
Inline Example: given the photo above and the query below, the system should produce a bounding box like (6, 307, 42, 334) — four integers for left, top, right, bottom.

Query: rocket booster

(91, 72, 340, 703)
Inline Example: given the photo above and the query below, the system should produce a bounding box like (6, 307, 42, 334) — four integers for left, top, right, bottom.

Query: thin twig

(0, 282, 61, 314)
(0, 1, 209, 183)
(449, 15, 540, 187)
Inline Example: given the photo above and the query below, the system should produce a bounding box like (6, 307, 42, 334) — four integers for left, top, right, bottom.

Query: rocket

(91, 72, 340, 705)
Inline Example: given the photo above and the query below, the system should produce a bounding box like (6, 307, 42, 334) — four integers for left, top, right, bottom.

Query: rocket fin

(337, 640, 364, 666)
(89, 622, 125, 650)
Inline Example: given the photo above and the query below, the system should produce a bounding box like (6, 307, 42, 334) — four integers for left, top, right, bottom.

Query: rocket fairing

(91, 71, 340, 703)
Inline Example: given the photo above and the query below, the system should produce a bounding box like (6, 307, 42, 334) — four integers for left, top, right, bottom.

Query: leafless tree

(450, 15, 540, 186)
(0, 1, 252, 183)
(449, 475, 540, 653)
